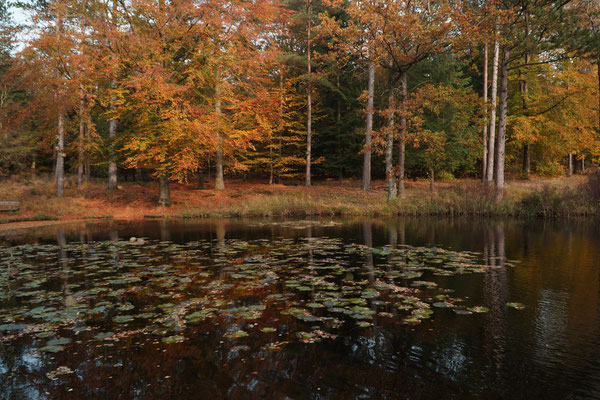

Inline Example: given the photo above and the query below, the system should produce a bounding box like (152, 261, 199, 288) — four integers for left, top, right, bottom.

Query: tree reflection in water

(0, 218, 599, 399)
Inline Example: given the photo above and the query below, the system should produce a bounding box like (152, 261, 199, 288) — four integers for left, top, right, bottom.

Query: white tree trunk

(495, 47, 510, 202)
(362, 61, 375, 191)
(486, 30, 500, 185)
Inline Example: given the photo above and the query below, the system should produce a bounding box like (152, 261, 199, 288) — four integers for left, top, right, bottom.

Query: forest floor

(0, 173, 598, 229)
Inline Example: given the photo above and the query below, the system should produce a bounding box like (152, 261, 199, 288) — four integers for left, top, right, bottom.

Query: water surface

(1, 218, 599, 399)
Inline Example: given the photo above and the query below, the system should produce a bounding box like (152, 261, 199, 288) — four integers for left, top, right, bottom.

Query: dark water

(1, 217, 600, 400)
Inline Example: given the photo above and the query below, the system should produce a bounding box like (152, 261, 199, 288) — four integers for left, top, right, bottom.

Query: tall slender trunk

(269, 146, 274, 185)
(108, 81, 118, 190)
(215, 79, 225, 191)
(198, 170, 204, 189)
(567, 153, 573, 177)
(429, 167, 434, 191)
(278, 73, 284, 184)
(85, 155, 90, 182)
(486, 30, 500, 185)
(362, 61, 375, 191)
(482, 41, 489, 180)
(53, 147, 58, 183)
(581, 157, 585, 172)
(523, 145, 530, 177)
(158, 173, 171, 206)
(521, 16, 531, 179)
(56, 112, 65, 196)
(397, 70, 407, 196)
(305, 0, 312, 187)
(85, 118, 91, 182)
(336, 75, 343, 180)
(494, 47, 510, 202)
(77, 91, 85, 187)
(386, 67, 397, 200)
(56, 12, 65, 196)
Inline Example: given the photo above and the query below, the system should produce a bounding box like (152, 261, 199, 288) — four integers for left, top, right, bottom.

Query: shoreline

(0, 175, 598, 231)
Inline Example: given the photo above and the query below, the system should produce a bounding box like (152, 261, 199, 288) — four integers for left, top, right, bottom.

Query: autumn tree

(345, 0, 459, 199)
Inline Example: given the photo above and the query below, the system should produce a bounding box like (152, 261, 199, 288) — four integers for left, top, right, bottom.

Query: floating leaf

(506, 302, 526, 310)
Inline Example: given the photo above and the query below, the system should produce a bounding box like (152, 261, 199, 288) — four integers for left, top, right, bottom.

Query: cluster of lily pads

(0, 233, 522, 355)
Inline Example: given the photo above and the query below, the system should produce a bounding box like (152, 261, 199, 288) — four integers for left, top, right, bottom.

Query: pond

(1, 217, 600, 399)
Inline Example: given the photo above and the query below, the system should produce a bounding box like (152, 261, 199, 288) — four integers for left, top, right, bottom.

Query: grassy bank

(0, 174, 598, 225)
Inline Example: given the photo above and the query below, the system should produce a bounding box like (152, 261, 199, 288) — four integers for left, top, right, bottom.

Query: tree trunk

(135, 168, 143, 182)
(269, 145, 274, 185)
(108, 82, 118, 190)
(486, 31, 500, 185)
(53, 147, 57, 183)
(198, 170, 204, 189)
(482, 41, 489, 181)
(567, 153, 573, 177)
(429, 167, 434, 191)
(85, 158, 90, 182)
(494, 47, 510, 202)
(305, 0, 312, 187)
(521, 49, 531, 179)
(215, 81, 225, 191)
(581, 157, 585, 173)
(85, 119, 91, 182)
(77, 92, 85, 187)
(523, 145, 530, 178)
(158, 174, 171, 207)
(385, 67, 397, 201)
(362, 61, 375, 191)
(278, 73, 284, 185)
(397, 70, 407, 196)
(56, 112, 65, 197)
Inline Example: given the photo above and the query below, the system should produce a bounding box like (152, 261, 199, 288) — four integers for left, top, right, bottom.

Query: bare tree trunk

(108, 82, 118, 190)
(77, 92, 85, 187)
(269, 145, 274, 185)
(135, 168, 142, 182)
(85, 121, 91, 182)
(56, 11, 65, 196)
(482, 41, 489, 181)
(386, 67, 397, 200)
(581, 157, 585, 172)
(158, 173, 171, 206)
(429, 167, 434, 191)
(56, 112, 65, 197)
(486, 31, 500, 185)
(305, 0, 312, 187)
(278, 73, 284, 185)
(215, 80, 225, 191)
(53, 147, 58, 183)
(523, 145, 530, 177)
(519, 48, 531, 179)
(567, 153, 573, 177)
(362, 61, 375, 191)
(85, 157, 90, 182)
(198, 170, 204, 189)
(398, 70, 407, 196)
(495, 47, 510, 202)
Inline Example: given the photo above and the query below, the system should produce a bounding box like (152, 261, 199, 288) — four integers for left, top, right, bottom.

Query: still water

(0, 218, 599, 399)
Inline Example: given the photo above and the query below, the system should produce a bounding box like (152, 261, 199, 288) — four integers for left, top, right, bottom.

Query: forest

(0, 0, 599, 209)
(3, 1, 600, 397)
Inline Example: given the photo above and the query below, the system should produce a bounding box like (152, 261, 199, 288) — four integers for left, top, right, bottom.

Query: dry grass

(0, 173, 598, 226)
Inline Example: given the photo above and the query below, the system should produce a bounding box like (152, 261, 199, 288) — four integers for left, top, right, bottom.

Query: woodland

(0, 0, 599, 209)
